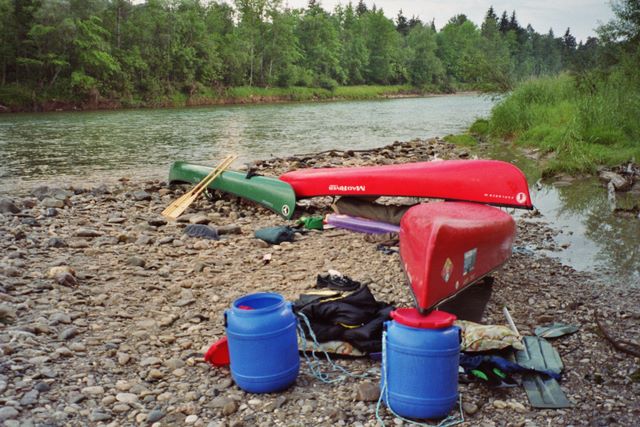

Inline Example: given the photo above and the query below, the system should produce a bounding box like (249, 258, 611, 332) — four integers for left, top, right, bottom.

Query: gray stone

(82, 386, 105, 396)
(43, 207, 58, 217)
(46, 237, 67, 248)
(355, 382, 379, 402)
(140, 357, 162, 367)
(74, 228, 103, 238)
(41, 198, 64, 209)
(223, 401, 238, 416)
(115, 392, 138, 404)
(218, 224, 242, 235)
(189, 214, 210, 224)
(89, 410, 112, 422)
(127, 256, 146, 267)
(20, 389, 39, 405)
(463, 402, 479, 415)
(0, 407, 19, 421)
(34, 382, 51, 393)
(148, 217, 168, 227)
(59, 327, 78, 340)
(0, 198, 20, 214)
(147, 409, 165, 423)
(132, 190, 151, 201)
(599, 171, 631, 191)
(210, 396, 234, 408)
(50, 312, 72, 325)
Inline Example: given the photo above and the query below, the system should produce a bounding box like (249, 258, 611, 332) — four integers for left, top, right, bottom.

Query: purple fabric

(326, 214, 400, 234)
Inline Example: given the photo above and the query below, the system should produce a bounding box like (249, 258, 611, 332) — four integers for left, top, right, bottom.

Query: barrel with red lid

(381, 308, 460, 419)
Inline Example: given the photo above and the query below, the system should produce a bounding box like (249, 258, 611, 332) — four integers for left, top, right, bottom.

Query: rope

(375, 330, 465, 427)
(296, 311, 372, 384)
(296, 313, 464, 427)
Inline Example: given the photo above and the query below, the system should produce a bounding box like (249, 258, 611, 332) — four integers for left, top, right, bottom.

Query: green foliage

(444, 133, 477, 146)
(0, 0, 588, 109)
(469, 119, 490, 136)
(484, 72, 640, 173)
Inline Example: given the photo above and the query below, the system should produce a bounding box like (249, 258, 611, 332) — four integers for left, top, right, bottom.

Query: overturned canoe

(280, 159, 533, 209)
(400, 202, 516, 312)
(168, 161, 296, 219)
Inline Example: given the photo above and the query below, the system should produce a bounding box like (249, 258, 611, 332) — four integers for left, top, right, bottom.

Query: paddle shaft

(162, 155, 237, 219)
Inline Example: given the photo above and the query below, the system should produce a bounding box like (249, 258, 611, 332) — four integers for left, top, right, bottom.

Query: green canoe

(168, 161, 296, 219)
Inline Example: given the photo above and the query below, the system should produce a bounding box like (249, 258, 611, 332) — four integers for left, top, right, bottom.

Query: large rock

(599, 171, 631, 191)
(0, 198, 20, 214)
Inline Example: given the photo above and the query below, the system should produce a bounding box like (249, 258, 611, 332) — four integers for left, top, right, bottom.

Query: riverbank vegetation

(470, 0, 640, 174)
(0, 0, 581, 112)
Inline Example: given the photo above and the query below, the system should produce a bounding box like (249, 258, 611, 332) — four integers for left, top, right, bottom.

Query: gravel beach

(1, 138, 638, 426)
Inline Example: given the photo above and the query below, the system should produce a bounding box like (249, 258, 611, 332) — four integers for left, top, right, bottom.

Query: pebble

(148, 217, 168, 227)
(41, 197, 64, 209)
(463, 401, 479, 415)
(0, 143, 638, 427)
(147, 409, 165, 423)
(211, 396, 233, 408)
(493, 400, 508, 409)
(59, 327, 79, 340)
(127, 256, 146, 267)
(223, 401, 238, 415)
(115, 393, 138, 404)
(140, 357, 162, 367)
(74, 227, 103, 237)
(20, 389, 39, 405)
(185, 415, 199, 424)
(0, 407, 19, 421)
(81, 386, 105, 396)
(147, 369, 164, 381)
(189, 214, 210, 224)
(132, 190, 152, 201)
(355, 382, 379, 402)
(0, 198, 21, 214)
(89, 410, 112, 422)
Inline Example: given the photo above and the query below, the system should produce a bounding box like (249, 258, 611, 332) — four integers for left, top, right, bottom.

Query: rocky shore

(1, 139, 638, 426)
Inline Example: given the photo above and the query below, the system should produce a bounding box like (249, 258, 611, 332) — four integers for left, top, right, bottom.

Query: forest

(0, 0, 590, 109)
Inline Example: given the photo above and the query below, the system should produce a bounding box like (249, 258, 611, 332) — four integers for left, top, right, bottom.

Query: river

(0, 94, 637, 285)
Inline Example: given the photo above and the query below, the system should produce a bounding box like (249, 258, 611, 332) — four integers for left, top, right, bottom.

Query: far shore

(0, 86, 485, 115)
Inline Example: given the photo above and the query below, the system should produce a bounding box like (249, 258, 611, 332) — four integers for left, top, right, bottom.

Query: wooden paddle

(162, 154, 237, 220)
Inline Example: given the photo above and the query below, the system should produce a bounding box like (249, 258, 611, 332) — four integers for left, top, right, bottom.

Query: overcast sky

(284, 0, 614, 42)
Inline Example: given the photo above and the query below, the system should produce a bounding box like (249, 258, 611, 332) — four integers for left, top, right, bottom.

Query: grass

(224, 85, 416, 102)
(473, 72, 640, 174)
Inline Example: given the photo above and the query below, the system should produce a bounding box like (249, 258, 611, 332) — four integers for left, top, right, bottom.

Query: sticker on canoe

(328, 184, 366, 192)
(281, 205, 290, 217)
(516, 192, 528, 204)
(463, 248, 477, 275)
(441, 258, 453, 283)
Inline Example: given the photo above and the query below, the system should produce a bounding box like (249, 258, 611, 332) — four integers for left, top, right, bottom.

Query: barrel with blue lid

(381, 308, 460, 419)
(225, 292, 299, 393)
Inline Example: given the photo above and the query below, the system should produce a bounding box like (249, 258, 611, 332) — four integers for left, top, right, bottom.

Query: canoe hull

(400, 202, 516, 312)
(169, 162, 296, 219)
(280, 160, 532, 209)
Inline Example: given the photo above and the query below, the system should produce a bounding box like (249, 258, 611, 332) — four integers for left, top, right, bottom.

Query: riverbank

(469, 73, 640, 175)
(0, 139, 638, 426)
(0, 84, 456, 114)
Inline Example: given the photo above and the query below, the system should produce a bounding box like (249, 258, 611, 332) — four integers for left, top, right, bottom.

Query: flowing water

(0, 94, 637, 285)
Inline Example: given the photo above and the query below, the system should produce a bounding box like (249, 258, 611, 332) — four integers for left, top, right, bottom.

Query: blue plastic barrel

(381, 309, 460, 419)
(225, 292, 299, 393)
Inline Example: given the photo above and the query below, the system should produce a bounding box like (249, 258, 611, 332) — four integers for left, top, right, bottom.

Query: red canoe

(280, 160, 532, 209)
(400, 202, 516, 312)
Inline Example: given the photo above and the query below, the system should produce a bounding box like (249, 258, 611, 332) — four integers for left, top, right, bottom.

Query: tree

(338, 2, 368, 84)
(396, 9, 409, 36)
(296, 1, 343, 85)
(406, 24, 442, 86)
(364, 8, 402, 83)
